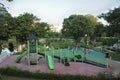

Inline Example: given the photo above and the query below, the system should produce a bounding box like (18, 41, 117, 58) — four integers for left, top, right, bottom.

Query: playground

(0, 34, 113, 76)
(0, 55, 112, 76)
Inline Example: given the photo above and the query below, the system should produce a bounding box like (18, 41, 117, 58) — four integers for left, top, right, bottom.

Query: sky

(1, 0, 120, 31)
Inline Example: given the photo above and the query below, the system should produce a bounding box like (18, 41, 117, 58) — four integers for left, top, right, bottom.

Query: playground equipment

(15, 34, 55, 70)
(44, 45, 55, 70)
(47, 55, 55, 70)
(60, 48, 70, 66)
(27, 34, 38, 65)
(79, 47, 111, 68)
(15, 50, 28, 63)
(68, 47, 84, 62)
(15, 45, 55, 70)
(15, 36, 111, 69)
(38, 46, 111, 68)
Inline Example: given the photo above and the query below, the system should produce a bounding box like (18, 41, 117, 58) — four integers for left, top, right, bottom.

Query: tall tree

(14, 13, 39, 43)
(7, 0, 13, 2)
(94, 23, 106, 37)
(85, 14, 103, 41)
(33, 22, 50, 38)
(0, 3, 12, 40)
(12, 13, 50, 43)
(99, 7, 120, 37)
(85, 14, 99, 28)
(62, 15, 91, 47)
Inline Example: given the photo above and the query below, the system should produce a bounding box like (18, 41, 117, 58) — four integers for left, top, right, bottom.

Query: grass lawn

(109, 52, 120, 61)
(1, 76, 41, 80)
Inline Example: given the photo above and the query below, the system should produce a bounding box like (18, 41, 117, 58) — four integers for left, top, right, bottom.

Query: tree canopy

(99, 7, 120, 37)
(9, 13, 51, 43)
(0, 5, 51, 43)
(62, 15, 91, 46)
(0, 4, 12, 40)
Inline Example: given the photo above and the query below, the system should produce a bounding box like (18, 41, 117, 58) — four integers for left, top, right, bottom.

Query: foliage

(78, 42, 94, 49)
(101, 37, 118, 46)
(33, 22, 50, 38)
(0, 4, 12, 40)
(0, 11, 51, 43)
(99, 7, 120, 37)
(2, 76, 39, 80)
(48, 31, 61, 38)
(0, 1, 51, 44)
(46, 39, 73, 49)
(108, 52, 120, 61)
(85, 14, 99, 26)
(94, 23, 106, 37)
(85, 14, 101, 35)
(7, 0, 13, 2)
(62, 15, 91, 46)
(52, 41, 74, 49)
(13, 13, 38, 42)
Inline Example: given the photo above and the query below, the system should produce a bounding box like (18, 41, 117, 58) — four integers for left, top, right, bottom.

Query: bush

(78, 42, 94, 49)
(101, 37, 118, 46)
(52, 41, 74, 49)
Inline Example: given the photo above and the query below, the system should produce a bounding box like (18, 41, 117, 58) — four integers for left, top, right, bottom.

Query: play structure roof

(27, 34, 37, 40)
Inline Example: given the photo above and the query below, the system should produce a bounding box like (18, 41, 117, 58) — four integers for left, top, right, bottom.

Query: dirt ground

(0, 55, 113, 76)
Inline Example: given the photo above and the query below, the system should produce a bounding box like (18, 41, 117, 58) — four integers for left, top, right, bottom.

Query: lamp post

(85, 34, 87, 45)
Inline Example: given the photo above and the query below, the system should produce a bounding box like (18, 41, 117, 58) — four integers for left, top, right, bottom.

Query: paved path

(111, 60, 120, 77)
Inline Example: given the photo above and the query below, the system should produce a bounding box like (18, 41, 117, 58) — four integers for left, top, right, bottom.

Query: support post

(60, 49, 62, 63)
(27, 41, 30, 65)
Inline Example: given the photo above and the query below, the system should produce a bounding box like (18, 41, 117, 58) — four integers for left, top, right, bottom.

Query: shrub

(101, 37, 118, 46)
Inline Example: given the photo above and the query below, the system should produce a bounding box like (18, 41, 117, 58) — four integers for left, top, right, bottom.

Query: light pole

(85, 34, 87, 45)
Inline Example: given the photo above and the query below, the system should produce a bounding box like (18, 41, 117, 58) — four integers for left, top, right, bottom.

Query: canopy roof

(27, 34, 37, 40)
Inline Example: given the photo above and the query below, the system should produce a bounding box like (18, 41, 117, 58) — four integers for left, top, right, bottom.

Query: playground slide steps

(47, 55, 55, 70)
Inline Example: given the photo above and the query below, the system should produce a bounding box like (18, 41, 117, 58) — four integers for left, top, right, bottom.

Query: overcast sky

(1, 0, 120, 31)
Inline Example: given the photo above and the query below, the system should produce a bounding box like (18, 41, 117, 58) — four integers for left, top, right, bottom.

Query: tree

(11, 13, 51, 43)
(99, 7, 120, 37)
(0, 3, 12, 40)
(85, 14, 99, 29)
(62, 15, 91, 47)
(7, 0, 13, 2)
(85, 14, 104, 41)
(48, 31, 61, 38)
(14, 13, 39, 43)
(94, 23, 106, 37)
(33, 22, 50, 38)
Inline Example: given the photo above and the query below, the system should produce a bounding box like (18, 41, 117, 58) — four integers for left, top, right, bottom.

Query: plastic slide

(47, 55, 55, 70)
(15, 50, 28, 63)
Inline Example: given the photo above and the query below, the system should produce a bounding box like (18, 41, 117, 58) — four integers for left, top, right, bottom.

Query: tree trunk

(75, 41, 78, 48)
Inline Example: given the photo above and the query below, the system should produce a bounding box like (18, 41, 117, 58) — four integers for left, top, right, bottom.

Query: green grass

(109, 52, 120, 61)
(1, 76, 41, 80)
